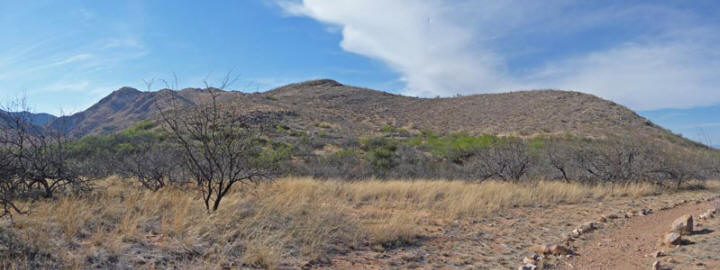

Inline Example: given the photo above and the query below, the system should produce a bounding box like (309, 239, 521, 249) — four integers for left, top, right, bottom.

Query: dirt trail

(558, 200, 717, 270)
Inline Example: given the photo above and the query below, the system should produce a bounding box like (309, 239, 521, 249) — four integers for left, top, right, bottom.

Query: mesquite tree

(470, 138, 531, 181)
(0, 100, 86, 217)
(159, 86, 276, 211)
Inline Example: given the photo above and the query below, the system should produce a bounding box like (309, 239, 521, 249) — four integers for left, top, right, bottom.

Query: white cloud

(279, 0, 509, 96)
(37, 80, 91, 93)
(46, 54, 94, 68)
(278, 0, 720, 110)
(531, 41, 720, 110)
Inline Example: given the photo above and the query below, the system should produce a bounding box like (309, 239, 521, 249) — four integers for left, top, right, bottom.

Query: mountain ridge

(42, 79, 700, 149)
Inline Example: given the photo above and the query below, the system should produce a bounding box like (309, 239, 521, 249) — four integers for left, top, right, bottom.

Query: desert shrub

(295, 149, 372, 179)
(380, 125, 410, 137)
(0, 226, 57, 269)
(362, 137, 399, 176)
(109, 122, 185, 191)
(117, 142, 184, 191)
(387, 144, 435, 179)
(66, 121, 168, 178)
(408, 132, 498, 163)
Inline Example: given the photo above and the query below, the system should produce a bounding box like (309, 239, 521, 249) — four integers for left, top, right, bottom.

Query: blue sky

(1, 1, 719, 143)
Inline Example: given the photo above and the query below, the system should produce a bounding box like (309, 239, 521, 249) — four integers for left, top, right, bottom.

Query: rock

(606, 214, 619, 219)
(560, 233, 573, 244)
(598, 215, 607, 222)
(578, 221, 596, 233)
(571, 229, 582, 237)
(664, 232, 682, 246)
(549, 244, 571, 255)
(530, 244, 549, 255)
(522, 254, 539, 264)
(653, 260, 661, 270)
(653, 251, 664, 258)
(518, 264, 537, 270)
(670, 215, 693, 235)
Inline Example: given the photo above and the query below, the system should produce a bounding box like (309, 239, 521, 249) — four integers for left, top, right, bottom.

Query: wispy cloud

(0, 3, 152, 115)
(278, 0, 720, 110)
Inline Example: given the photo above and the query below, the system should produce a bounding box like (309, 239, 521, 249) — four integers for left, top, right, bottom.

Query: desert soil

(316, 191, 718, 270)
(559, 199, 720, 270)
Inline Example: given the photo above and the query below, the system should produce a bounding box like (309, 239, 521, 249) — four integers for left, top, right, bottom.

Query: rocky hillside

(47, 79, 696, 147)
(48, 87, 237, 136)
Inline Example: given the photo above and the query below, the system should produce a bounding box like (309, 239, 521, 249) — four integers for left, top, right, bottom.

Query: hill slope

(7, 111, 57, 126)
(48, 87, 242, 136)
(47, 79, 694, 147)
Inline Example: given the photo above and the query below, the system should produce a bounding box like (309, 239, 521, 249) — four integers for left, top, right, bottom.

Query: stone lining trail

(557, 198, 717, 270)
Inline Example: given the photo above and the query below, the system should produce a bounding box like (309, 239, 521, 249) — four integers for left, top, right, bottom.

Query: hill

(8, 111, 57, 126)
(48, 87, 236, 136)
(46, 79, 697, 147)
(0, 109, 55, 131)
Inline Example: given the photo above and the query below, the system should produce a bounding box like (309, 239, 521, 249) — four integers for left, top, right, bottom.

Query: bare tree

(0, 99, 87, 218)
(544, 139, 576, 182)
(0, 143, 25, 218)
(646, 146, 705, 188)
(470, 138, 531, 181)
(574, 138, 657, 183)
(0, 100, 85, 200)
(158, 77, 276, 211)
(119, 140, 183, 191)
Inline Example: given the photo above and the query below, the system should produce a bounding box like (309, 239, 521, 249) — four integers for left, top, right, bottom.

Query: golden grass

(2, 177, 717, 269)
(267, 178, 665, 218)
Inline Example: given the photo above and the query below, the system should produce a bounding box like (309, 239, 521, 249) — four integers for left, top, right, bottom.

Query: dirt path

(558, 200, 716, 270)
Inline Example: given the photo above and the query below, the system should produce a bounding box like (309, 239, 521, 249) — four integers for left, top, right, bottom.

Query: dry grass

(269, 178, 664, 218)
(1, 177, 716, 269)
